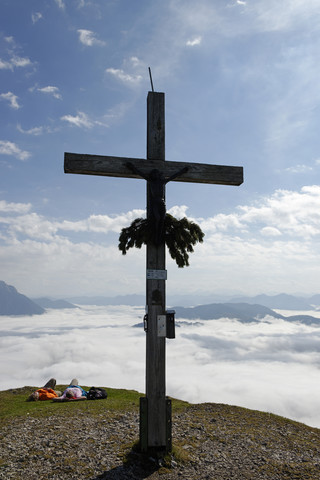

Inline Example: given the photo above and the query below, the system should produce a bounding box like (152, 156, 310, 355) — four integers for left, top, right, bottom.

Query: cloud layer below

(1, 305, 319, 429)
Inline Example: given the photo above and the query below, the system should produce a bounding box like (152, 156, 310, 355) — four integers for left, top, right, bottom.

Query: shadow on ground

(93, 448, 170, 480)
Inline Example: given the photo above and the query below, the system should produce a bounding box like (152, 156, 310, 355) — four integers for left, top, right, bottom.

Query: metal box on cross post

(156, 310, 176, 339)
(166, 310, 175, 339)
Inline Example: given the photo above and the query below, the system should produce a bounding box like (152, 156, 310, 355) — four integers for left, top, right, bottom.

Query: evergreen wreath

(118, 213, 204, 268)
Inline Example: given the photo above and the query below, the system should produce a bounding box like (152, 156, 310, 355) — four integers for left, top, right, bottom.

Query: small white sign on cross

(147, 269, 167, 280)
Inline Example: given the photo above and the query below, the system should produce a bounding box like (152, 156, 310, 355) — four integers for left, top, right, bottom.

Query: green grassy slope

(0, 385, 188, 425)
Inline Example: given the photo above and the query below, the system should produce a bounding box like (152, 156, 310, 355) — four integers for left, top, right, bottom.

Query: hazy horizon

(1, 304, 320, 430)
(5, 279, 320, 305)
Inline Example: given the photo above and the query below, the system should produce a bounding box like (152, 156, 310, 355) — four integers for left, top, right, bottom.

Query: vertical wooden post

(143, 91, 167, 451)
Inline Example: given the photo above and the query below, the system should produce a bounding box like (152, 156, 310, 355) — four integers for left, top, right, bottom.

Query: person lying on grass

(27, 378, 87, 401)
(52, 378, 87, 402)
(27, 378, 60, 401)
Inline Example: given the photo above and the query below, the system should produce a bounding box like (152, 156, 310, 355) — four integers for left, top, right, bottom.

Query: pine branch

(118, 214, 204, 268)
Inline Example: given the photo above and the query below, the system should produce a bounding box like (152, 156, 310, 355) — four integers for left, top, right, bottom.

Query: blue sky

(1, 0, 320, 297)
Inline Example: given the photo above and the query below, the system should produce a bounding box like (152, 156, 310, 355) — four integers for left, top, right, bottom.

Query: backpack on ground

(87, 387, 108, 400)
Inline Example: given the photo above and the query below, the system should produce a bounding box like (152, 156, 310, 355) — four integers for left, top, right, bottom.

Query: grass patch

(0, 386, 190, 427)
(0, 385, 141, 425)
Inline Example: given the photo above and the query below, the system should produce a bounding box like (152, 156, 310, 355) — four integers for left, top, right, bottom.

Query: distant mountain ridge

(0, 281, 45, 316)
(0, 281, 77, 316)
(67, 292, 320, 309)
(2, 279, 320, 320)
(32, 297, 77, 309)
(174, 303, 283, 322)
(228, 293, 315, 310)
(67, 294, 145, 306)
(173, 302, 320, 325)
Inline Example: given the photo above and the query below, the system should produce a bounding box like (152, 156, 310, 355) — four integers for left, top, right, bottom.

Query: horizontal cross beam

(64, 152, 243, 186)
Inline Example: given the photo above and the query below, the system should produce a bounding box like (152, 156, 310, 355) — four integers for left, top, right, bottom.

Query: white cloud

(4, 213, 59, 241)
(0, 203, 144, 296)
(59, 210, 145, 234)
(186, 36, 202, 46)
(37, 86, 62, 99)
(2, 185, 320, 299)
(0, 200, 31, 214)
(130, 56, 142, 68)
(0, 208, 145, 242)
(285, 164, 313, 174)
(167, 205, 189, 218)
(0, 233, 144, 298)
(31, 12, 43, 24)
(17, 124, 45, 136)
(106, 56, 145, 87)
(198, 186, 320, 240)
(235, 186, 320, 238)
(1, 307, 320, 429)
(0, 59, 12, 70)
(55, 0, 65, 9)
(0, 56, 32, 70)
(61, 111, 94, 129)
(77, 29, 105, 46)
(200, 212, 244, 233)
(61, 111, 108, 129)
(101, 101, 134, 126)
(106, 68, 143, 85)
(4, 36, 14, 44)
(0, 141, 31, 161)
(0, 92, 20, 109)
(10, 56, 32, 68)
(260, 226, 282, 237)
(250, 0, 320, 33)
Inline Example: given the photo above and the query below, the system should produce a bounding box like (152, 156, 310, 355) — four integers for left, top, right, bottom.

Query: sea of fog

(1, 305, 320, 429)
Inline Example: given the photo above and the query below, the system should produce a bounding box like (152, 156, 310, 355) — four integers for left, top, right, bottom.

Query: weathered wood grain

(147, 91, 165, 161)
(64, 153, 243, 186)
(145, 92, 167, 449)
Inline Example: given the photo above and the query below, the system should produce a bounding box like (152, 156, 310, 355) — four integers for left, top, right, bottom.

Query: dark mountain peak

(0, 281, 45, 316)
(0, 280, 17, 294)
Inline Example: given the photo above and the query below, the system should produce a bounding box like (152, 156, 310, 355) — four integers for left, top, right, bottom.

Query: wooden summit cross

(64, 91, 243, 453)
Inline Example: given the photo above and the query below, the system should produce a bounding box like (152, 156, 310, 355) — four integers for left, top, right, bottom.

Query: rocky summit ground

(0, 387, 320, 479)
